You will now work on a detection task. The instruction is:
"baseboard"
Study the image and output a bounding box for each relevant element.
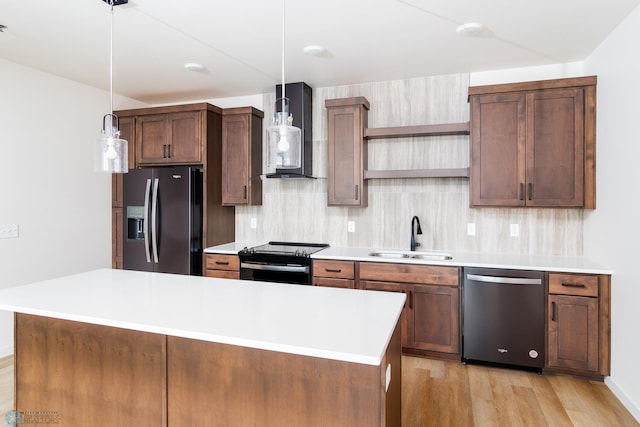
[0,345,13,359]
[606,376,640,423]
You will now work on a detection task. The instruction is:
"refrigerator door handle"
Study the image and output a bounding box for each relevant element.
[143,179,152,263]
[151,177,160,263]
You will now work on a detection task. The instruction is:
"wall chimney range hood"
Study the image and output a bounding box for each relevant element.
[267,82,313,178]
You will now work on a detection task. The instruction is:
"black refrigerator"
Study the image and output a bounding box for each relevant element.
[123,166,203,275]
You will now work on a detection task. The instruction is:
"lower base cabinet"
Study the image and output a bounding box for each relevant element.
[360,262,461,357]
[546,272,609,376]
[204,254,240,279]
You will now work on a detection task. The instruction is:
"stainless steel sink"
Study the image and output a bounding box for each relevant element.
[369,250,453,261]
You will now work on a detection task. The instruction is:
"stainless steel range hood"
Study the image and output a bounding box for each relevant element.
[267,82,313,178]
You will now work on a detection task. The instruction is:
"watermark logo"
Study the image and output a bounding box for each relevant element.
[5,411,21,427]
[5,411,60,425]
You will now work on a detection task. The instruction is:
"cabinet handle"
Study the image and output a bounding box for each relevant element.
[551,301,556,321]
[561,282,587,288]
[325,268,342,273]
[409,290,414,309]
[355,185,359,201]
[528,183,533,200]
[519,183,525,201]
[215,261,230,266]
[167,144,172,158]
[243,185,247,200]
[163,144,167,158]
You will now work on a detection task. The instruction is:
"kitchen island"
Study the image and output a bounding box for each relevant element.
[0,269,404,426]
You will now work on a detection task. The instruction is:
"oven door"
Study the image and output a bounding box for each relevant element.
[240,261,312,285]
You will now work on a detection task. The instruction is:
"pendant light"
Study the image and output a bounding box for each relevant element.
[266,0,302,171]
[96,0,128,173]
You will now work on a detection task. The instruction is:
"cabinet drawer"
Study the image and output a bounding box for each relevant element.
[360,262,459,287]
[205,254,239,272]
[549,273,598,297]
[204,269,240,280]
[313,277,355,289]
[313,260,355,279]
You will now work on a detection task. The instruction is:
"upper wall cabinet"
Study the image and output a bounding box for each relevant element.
[325,97,370,207]
[469,76,596,208]
[221,107,264,206]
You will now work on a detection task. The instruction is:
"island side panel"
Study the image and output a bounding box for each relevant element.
[167,335,401,427]
[15,313,167,427]
[382,321,402,426]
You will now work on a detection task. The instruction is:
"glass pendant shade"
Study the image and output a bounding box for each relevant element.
[96,114,128,173]
[266,98,302,170]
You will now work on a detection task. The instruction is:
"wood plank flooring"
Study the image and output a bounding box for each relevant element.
[402,356,639,427]
[0,354,637,426]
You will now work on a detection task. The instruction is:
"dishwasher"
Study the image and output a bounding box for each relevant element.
[462,267,545,371]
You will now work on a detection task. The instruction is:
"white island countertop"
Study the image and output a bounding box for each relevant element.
[0,269,405,366]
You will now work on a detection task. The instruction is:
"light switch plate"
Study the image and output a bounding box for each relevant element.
[510,224,519,237]
[250,218,257,229]
[0,224,19,239]
[347,221,355,233]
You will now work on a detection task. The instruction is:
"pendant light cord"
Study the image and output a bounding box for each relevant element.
[281,0,286,113]
[109,1,114,118]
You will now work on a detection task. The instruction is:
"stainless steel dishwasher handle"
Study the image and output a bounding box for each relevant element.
[240,262,309,274]
[466,274,542,285]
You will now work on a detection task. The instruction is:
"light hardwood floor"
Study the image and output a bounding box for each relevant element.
[1,354,637,426]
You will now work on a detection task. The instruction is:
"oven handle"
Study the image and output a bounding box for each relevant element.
[241,262,309,274]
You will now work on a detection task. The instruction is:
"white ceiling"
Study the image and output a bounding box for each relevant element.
[1,0,639,105]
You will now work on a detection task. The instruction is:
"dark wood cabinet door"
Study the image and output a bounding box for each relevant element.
[326,98,368,206]
[222,113,251,204]
[526,88,584,206]
[406,284,459,354]
[168,111,202,163]
[470,92,526,206]
[137,114,169,164]
[221,108,263,205]
[548,294,599,372]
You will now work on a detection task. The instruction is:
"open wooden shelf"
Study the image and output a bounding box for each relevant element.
[364,122,470,139]
[364,168,470,180]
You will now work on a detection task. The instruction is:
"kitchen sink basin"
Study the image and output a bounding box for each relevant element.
[369,250,453,261]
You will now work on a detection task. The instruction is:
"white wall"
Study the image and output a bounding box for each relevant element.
[583,3,640,421]
[0,59,146,356]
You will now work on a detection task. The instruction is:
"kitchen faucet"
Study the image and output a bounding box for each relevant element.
[410,216,423,251]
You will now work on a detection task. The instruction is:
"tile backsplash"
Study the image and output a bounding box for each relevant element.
[235,73,584,257]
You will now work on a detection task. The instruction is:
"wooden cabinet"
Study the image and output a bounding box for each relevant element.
[360,262,460,356]
[325,97,369,207]
[313,260,356,289]
[221,107,264,205]
[547,272,610,376]
[469,76,596,208]
[112,103,236,271]
[204,254,240,279]
[136,111,203,165]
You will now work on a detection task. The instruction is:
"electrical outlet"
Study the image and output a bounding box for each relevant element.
[250,218,257,229]
[510,223,519,237]
[347,221,355,233]
[0,224,19,239]
[467,223,476,236]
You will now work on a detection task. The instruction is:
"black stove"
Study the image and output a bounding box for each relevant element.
[238,241,329,285]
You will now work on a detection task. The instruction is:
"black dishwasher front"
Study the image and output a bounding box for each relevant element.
[462,267,545,371]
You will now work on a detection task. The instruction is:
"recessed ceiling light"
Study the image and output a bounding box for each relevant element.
[303,45,326,56]
[456,22,484,36]
[0,25,7,33]
[184,63,205,72]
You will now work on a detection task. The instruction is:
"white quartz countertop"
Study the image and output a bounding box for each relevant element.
[313,247,613,275]
[0,269,405,366]
[203,243,612,274]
